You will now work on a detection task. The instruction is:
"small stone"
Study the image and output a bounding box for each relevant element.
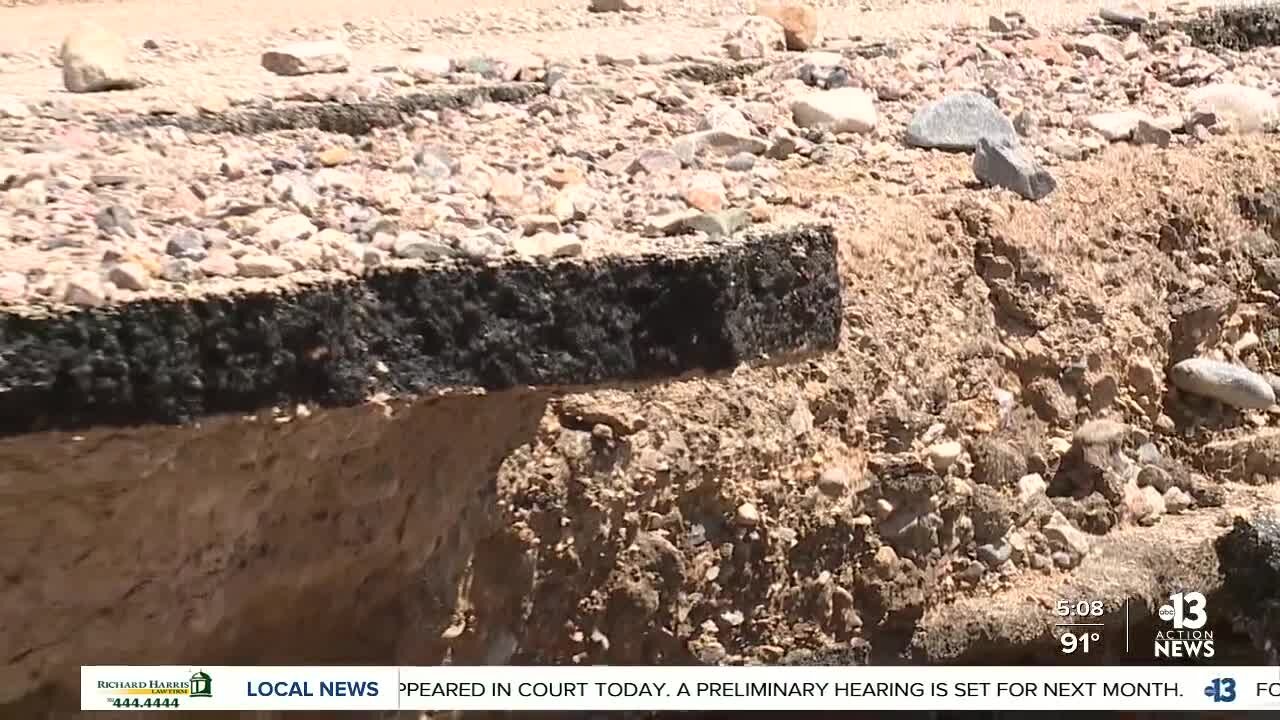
[736,502,761,527]
[928,440,964,473]
[874,498,894,519]
[1125,484,1166,525]
[724,153,756,172]
[977,541,1012,568]
[0,271,26,302]
[1170,357,1276,409]
[672,131,768,165]
[261,40,352,76]
[518,214,562,235]
[685,208,751,239]
[973,137,1056,201]
[94,204,135,238]
[316,146,352,167]
[403,55,452,81]
[1043,511,1091,558]
[989,15,1017,32]
[1122,33,1147,59]
[65,271,108,306]
[160,258,200,283]
[1086,110,1150,141]
[1128,357,1160,394]
[629,148,683,176]
[199,252,238,277]
[904,91,1017,152]
[1073,33,1126,64]
[512,232,582,259]
[60,23,141,93]
[873,545,898,572]
[1164,486,1193,514]
[1018,473,1047,502]
[1185,84,1280,135]
[645,209,702,236]
[817,467,849,497]
[489,172,526,212]
[543,161,585,188]
[394,231,452,260]
[682,172,727,212]
[722,15,786,60]
[1052,550,1076,569]
[699,104,754,136]
[755,2,821,51]
[236,254,294,278]
[1100,3,1148,27]
[196,93,229,114]
[259,213,316,245]
[595,51,637,67]
[107,262,150,291]
[589,0,642,11]
[0,95,31,119]
[791,88,877,134]
[640,48,674,65]
[1137,464,1174,493]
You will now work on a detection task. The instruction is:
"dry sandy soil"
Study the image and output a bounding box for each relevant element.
[4,0,1280,714]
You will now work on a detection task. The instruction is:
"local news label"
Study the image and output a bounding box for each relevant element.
[83,666,1280,711]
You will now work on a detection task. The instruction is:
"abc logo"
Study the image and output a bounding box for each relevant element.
[1158,605,1175,622]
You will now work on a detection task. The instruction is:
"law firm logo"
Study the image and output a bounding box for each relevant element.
[1155,591,1215,659]
[190,671,213,698]
[95,669,213,709]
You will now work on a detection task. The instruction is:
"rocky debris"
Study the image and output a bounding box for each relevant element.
[973,137,1056,201]
[755,2,820,51]
[59,24,142,93]
[905,92,1017,152]
[261,40,352,76]
[791,88,876,134]
[589,0,643,11]
[1185,84,1279,134]
[1170,358,1276,410]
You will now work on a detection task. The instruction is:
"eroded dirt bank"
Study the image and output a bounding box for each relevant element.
[467,139,1280,673]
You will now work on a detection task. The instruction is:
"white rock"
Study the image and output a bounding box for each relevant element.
[1018,473,1047,502]
[1186,84,1280,134]
[1170,357,1276,409]
[1086,110,1151,141]
[1164,486,1193,514]
[261,40,352,76]
[236,254,294,278]
[791,88,876,134]
[928,440,964,473]
[0,95,31,119]
[0,271,26,302]
[60,24,141,93]
[1043,512,1091,558]
[64,271,107,306]
[107,262,150,291]
[722,15,786,60]
[403,55,452,82]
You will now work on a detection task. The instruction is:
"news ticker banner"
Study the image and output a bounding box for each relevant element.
[83,665,1280,712]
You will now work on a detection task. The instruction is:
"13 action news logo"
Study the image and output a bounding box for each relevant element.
[1205,677,1236,703]
[1155,592,1214,658]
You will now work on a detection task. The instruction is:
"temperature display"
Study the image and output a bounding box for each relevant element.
[1060,630,1100,655]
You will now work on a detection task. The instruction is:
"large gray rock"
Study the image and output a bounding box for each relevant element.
[1170,358,1276,409]
[905,92,1017,152]
[973,137,1056,201]
[60,24,143,93]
